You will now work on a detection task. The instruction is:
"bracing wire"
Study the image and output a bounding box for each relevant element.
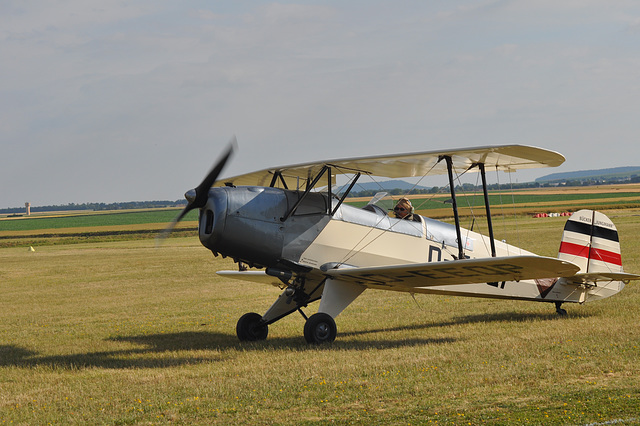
[335,162,441,267]
[495,167,510,255]
[508,171,522,252]
[494,166,527,256]
[467,170,494,257]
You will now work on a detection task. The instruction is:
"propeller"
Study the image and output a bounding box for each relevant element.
[156,136,237,245]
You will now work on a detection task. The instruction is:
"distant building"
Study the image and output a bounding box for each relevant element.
[25,202,31,216]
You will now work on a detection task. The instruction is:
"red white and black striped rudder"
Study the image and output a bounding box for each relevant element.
[558,210,622,274]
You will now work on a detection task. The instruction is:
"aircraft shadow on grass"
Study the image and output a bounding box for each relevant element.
[0,311,582,370]
[343,310,587,337]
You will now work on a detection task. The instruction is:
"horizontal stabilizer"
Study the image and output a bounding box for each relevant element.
[564,272,640,286]
[325,256,580,289]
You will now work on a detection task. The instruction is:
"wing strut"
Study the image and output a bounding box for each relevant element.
[476,162,497,257]
[441,155,465,260]
[269,171,289,189]
[279,164,363,221]
[332,172,361,216]
[281,165,330,221]
[441,157,499,260]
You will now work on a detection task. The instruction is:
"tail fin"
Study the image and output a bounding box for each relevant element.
[558,209,622,274]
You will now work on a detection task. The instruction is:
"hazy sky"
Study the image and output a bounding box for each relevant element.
[2,1,640,209]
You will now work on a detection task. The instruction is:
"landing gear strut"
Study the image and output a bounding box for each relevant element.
[555,302,567,316]
[235,276,345,344]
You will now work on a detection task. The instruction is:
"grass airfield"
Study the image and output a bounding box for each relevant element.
[1,209,640,424]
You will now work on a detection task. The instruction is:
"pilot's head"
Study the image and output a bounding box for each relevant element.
[393,198,413,219]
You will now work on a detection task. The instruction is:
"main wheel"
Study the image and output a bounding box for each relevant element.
[304,313,337,344]
[236,312,268,341]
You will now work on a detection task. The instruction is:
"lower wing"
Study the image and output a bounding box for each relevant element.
[323,256,580,289]
[217,270,283,287]
[217,256,582,290]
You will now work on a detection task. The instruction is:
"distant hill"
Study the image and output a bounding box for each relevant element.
[536,167,640,183]
[355,180,429,191]
[7,170,640,214]
[348,180,430,193]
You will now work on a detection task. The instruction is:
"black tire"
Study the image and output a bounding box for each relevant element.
[304,313,337,344]
[236,312,268,341]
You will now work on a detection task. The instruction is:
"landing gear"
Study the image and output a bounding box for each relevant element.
[236,312,268,341]
[235,277,349,344]
[555,302,568,316]
[304,313,337,344]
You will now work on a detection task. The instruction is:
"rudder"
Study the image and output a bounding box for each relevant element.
[558,210,622,274]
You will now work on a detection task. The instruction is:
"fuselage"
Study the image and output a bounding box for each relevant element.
[199,186,622,304]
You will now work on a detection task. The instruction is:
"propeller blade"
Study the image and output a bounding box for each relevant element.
[156,136,237,245]
[191,136,237,210]
[155,209,188,244]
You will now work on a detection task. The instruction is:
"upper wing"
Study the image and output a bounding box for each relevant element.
[215,145,565,188]
[323,256,580,289]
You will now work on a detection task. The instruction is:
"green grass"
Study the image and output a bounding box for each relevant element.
[1,211,640,424]
[0,209,198,232]
[4,187,640,234]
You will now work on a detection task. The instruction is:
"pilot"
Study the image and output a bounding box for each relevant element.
[393,197,414,220]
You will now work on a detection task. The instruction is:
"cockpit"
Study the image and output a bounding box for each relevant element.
[332,202,424,238]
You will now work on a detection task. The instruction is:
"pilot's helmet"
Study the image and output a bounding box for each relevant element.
[398,197,412,209]
[395,197,413,214]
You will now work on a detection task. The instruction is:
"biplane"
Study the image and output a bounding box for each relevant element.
[161,139,639,344]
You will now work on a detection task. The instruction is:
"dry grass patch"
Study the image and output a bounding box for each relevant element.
[1,212,640,424]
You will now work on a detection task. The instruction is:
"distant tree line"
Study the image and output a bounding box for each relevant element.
[345,175,640,198]
[344,187,442,198]
[344,181,545,197]
[550,175,640,187]
[4,174,639,214]
[0,200,187,215]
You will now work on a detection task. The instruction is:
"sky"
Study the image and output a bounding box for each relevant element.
[2,1,640,209]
